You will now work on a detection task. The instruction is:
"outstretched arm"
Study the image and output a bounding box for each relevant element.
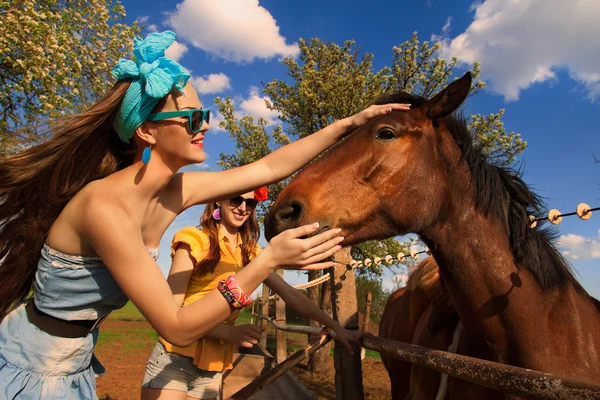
[83,200,343,347]
[264,271,361,353]
[177,104,410,208]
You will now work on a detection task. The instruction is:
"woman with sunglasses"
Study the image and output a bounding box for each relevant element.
[142,190,361,400]
[0,31,409,399]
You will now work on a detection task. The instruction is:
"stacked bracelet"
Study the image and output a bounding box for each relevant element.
[217,275,252,309]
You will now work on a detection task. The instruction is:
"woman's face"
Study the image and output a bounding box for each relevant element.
[218,192,257,230]
[145,82,209,168]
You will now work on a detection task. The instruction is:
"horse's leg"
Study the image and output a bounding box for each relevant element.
[409,306,458,400]
[380,287,414,400]
[447,330,505,400]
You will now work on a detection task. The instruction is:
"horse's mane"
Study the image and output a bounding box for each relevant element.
[376,91,578,291]
[407,257,441,302]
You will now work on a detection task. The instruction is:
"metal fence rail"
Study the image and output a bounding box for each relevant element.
[226,323,332,400]
[255,315,600,400]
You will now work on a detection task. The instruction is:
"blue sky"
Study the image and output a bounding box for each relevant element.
[120,0,600,298]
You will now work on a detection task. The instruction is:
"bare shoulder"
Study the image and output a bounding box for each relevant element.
[46,179,132,254]
[79,187,130,225]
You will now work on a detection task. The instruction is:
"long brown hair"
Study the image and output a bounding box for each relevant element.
[0,81,135,318]
[195,202,260,276]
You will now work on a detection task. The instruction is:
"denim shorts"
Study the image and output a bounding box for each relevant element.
[141,342,222,399]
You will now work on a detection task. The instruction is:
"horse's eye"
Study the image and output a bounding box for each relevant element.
[374,129,396,141]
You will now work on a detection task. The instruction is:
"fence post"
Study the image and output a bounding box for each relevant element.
[275,269,287,363]
[361,291,373,361]
[250,301,257,326]
[260,284,270,349]
[331,247,364,400]
[363,292,372,333]
[256,298,262,327]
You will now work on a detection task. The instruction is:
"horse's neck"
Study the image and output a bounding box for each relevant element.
[422,209,599,371]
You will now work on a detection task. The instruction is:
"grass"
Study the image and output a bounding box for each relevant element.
[102,303,382,359]
[109,301,146,321]
[365,349,382,360]
[235,311,253,325]
[97,326,157,345]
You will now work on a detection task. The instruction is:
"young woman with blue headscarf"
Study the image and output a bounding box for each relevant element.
[0,31,410,398]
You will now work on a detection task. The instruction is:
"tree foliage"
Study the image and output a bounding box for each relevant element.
[0,0,140,154]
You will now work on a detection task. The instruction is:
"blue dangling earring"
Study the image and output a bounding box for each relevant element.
[142,145,152,166]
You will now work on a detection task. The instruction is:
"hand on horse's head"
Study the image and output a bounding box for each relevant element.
[260,223,344,271]
[346,103,411,131]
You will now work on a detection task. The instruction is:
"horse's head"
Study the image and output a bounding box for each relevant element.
[265,72,472,244]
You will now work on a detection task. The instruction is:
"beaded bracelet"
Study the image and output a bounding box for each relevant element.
[217,275,252,309]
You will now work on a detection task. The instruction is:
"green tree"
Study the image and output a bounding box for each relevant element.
[0,0,140,155]
[355,276,391,329]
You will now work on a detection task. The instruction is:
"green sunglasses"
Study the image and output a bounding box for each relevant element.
[146,108,210,133]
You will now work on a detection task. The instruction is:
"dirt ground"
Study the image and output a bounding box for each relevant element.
[95,319,158,399]
[293,357,391,400]
[95,318,391,399]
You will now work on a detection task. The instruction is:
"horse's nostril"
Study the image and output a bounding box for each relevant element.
[265,200,306,241]
[277,201,304,223]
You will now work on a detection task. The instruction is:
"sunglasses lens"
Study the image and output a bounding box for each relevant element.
[229,197,258,210]
[246,199,258,210]
[229,197,243,207]
[191,111,202,132]
[191,110,210,132]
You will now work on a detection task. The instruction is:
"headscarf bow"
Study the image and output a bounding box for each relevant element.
[112,31,190,143]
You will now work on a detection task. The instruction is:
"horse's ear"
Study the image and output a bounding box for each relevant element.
[423,72,472,119]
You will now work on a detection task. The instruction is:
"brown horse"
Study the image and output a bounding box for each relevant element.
[379,257,443,399]
[380,257,500,399]
[265,72,600,393]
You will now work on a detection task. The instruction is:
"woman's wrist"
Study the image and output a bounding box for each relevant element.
[332,117,355,139]
[328,320,344,331]
[253,246,279,273]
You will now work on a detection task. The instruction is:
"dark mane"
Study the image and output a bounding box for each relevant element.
[375,91,578,290]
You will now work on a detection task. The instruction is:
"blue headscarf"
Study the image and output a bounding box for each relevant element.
[112,31,191,143]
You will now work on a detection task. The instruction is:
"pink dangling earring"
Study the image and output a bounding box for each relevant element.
[212,207,221,221]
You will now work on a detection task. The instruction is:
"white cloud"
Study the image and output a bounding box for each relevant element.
[192,163,210,171]
[434,0,600,101]
[138,16,158,33]
[557,230,600,260]
[191,73,231,94]
[167,0,299,62]
[165,40,188,62]
[207,108,226,133]
[441,16,452,35]
[238,87,279,125]
[201,87,279,134]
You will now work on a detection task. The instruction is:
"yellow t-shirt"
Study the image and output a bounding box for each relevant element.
[159,226,261,372]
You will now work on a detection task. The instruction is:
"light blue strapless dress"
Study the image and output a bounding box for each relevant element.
[0,244,159,399]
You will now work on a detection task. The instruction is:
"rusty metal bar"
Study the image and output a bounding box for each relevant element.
[362,335,600,400]
[256,316,600,400]
[255,315,340,340]
[227,333,332,400]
